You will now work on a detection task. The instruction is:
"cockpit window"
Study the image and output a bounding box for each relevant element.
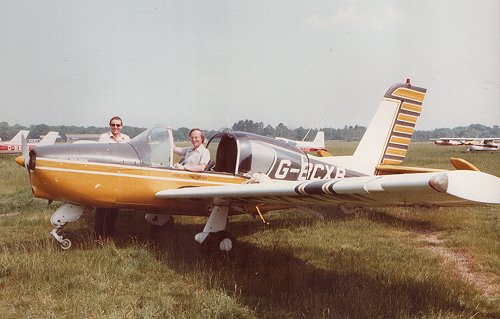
[130,125,173,167]
[245,140,276,175]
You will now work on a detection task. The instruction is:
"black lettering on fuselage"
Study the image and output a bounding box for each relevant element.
[274,159,346,180]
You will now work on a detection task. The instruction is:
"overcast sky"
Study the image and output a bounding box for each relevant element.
[1,1,498,131]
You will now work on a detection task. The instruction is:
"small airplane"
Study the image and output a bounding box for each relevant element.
[0,131,59,154]
[15,80,500,251]
[432,138,469,146]
[276,131,330,156]
[467,138,500,152]
[0,130,30,152]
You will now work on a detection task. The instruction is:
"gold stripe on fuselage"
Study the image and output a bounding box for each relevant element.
[31,158,246,211]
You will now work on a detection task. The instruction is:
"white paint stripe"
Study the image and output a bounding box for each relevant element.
[38,157,243,180]
[36,166,236,185]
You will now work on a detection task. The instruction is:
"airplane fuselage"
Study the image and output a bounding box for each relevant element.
[0,143,35,154]
[18,127,361,216]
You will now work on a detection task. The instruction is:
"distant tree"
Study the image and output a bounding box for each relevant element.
[275,123,292,139]
[29,124,51,139]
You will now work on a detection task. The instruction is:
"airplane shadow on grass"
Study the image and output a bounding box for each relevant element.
[96,209,473,318]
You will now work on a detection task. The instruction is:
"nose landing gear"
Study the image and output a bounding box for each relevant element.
[49,203,86,250]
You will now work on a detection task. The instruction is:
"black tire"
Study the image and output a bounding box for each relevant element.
[203,230,235,252]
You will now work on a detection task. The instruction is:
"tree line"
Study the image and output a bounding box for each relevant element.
[1,121,498,143]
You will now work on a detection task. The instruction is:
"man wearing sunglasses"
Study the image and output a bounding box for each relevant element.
[96,116,130,236]
[98,116,130,143]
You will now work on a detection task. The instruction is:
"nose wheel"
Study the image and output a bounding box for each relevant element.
[50,228,72,250]
[49,203,85,250]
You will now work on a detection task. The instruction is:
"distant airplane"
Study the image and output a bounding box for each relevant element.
[276,131,331,156]
[431,137,478,146]
[467,138,500,152]
[0,131,59,154]
[15,80,499,251]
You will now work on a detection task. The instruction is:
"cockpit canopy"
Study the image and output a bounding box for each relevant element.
[30,125,311,181]
[130,125,173,168]
[207,131,308,180]
[132,128,309,180]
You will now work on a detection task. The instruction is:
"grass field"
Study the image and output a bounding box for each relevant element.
[0,143,498,318]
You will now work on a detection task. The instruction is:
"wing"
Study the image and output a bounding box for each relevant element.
[156,171,500,208]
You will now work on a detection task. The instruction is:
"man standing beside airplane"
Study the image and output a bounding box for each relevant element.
[98,116,130,143]
[95,115,130,236]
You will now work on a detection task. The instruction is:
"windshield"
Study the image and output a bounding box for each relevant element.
[130,125,173,167]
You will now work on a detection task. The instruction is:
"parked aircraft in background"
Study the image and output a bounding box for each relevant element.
[432,137,500,152]
[467,139,500,152]
[16,80,499,251]
[431,137,484,146]
[0,131,59,154]
[276,131,330,156]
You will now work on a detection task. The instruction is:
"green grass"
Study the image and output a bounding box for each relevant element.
[0,144,499,318]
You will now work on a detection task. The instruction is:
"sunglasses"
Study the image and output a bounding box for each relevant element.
[110,124,122,127]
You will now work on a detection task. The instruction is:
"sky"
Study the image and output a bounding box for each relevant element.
[0,0,498,131]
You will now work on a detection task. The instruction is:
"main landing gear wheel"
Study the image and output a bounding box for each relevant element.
[203,230,235,252]
[195,205,236,252]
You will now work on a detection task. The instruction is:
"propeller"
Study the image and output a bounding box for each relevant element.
[21,134,30,169]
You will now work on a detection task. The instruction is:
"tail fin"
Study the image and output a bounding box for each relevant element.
[334,80,426,175]
[313,131,325,149]
[38,131,59,145]
[9,130,30,143]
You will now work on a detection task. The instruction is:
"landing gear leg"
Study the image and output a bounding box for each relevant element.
[195,206,234,252]
[49,203,85,250]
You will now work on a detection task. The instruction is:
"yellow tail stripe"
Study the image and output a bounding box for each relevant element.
[390,136,411,145]
[401,102,422,113]
[393,88,426,103]
[386,148,407,156]
[382,158,403,165]
[394,125,415,134]
[397,114,418,123]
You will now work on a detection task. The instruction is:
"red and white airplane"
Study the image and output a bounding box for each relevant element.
[431,137,484,146]
[0,131,59,154]
[15,80,499,251]
[432,138,468,146]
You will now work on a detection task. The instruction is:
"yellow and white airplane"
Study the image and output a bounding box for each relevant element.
[16,80,500,251]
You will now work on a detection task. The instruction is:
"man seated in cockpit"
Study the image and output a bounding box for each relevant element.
[168,128,210,172]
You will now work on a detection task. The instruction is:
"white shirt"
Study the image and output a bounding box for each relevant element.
[180,144,210,165]
[98,131,130,143]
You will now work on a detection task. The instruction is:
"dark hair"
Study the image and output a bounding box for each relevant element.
[189,128,205,143]
[109,116,123,126]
